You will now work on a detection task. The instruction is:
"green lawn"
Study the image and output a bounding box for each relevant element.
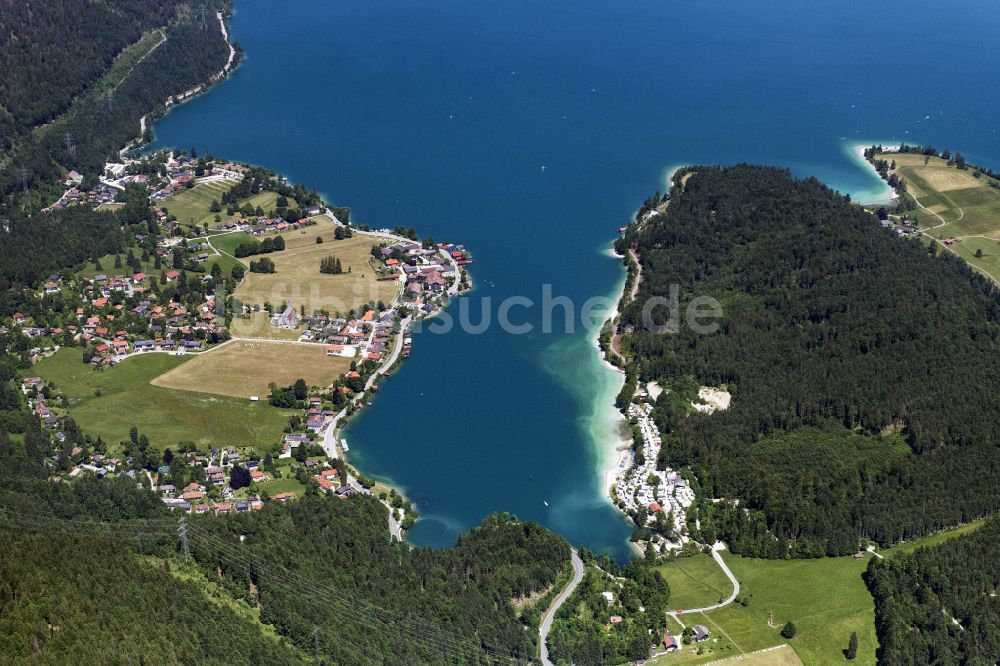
[719,552,877,665]
[77,246,160,279]
[26,348,294,454]
[164,183,281,230]
[653,602,791,665]
[207,231,256,258]
[650,550,876,665]
[259,477,307,498]
[656,554,734,610]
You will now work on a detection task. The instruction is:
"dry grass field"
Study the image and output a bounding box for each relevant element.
[229,312,303,340]
[234,217,400,315]
[884,153,1000,283]
[151,340,352,398]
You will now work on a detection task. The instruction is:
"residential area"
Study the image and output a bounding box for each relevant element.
[612,393,696,553]
[13,149,463,539]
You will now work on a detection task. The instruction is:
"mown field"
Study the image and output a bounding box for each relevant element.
[151,340,352,398]
[26,348,293,453]
[650,551,875,665]
[655,554,733,610]
[162,181,281,230]
[229,311,304,340]
[234,218,399,315]
[888,153,1000,283]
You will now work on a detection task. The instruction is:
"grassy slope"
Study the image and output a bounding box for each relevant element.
[26,348,293,453]
[721,552,878,665]
[651,518,990,665]
[656,554,733,610]
[888,153,1000,282]
[652,552,875,665]
[164,182,280,230]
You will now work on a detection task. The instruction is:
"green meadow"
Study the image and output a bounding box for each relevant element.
[652,551,876,665]
[655,554,733,610]
[887,153,1000,283]
[164,181,281,230]
[26,348,293,454]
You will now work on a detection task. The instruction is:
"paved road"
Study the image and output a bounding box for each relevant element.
[669,545,740,620]
[540,549,584,666]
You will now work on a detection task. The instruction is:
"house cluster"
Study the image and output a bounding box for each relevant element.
[374,240,468,317]
[156,444,344,514]
[660,624,710,654]
[22,377,58,430]
[214,213,316,235]
[312,309,397,364]
[22,378,136,477]
[44,170,118,212]
[614,399,695,549]
[72,283,221,365]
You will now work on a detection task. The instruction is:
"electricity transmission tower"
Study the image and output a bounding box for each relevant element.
[178,516,190,558]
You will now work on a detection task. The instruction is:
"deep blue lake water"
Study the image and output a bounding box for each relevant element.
[151,0,1000,559]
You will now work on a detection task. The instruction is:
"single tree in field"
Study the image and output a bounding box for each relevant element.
[975,248,983,258]
[780,622,797,639]
[845,631,857,659]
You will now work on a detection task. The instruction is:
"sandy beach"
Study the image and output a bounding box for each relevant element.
[847,142,901,205]
[590,244,634,500]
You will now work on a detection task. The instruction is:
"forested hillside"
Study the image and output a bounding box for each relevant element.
[866,517,1000,664]
[0,0,234,211]
[0,427,570,664]
[0,1,174,127]
[0,531,306,665]
[620,165,1000,557]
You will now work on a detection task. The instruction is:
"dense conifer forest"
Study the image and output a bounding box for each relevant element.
[866,517,1000,664]
[0,1,233,212]
[0,426,570,664]
[619,165,1000,557]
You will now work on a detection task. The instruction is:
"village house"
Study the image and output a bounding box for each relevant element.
[271,305,301,329]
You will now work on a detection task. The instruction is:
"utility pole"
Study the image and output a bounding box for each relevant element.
[200,3,208,30]
[178,515,190,558]
[19,167,29,201]
[106,89,114,113]
[311,626,320,661]
[64,132,74,155]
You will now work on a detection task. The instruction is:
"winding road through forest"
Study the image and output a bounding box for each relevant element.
[539,549,584,666]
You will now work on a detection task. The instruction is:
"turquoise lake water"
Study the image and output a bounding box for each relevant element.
[150,0,1000,559]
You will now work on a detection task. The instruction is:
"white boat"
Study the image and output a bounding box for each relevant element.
[543,501,549,507]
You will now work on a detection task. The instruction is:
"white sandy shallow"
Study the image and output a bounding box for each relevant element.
[845,141,901,206]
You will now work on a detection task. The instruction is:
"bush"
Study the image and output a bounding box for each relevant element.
[781,622,796,639]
